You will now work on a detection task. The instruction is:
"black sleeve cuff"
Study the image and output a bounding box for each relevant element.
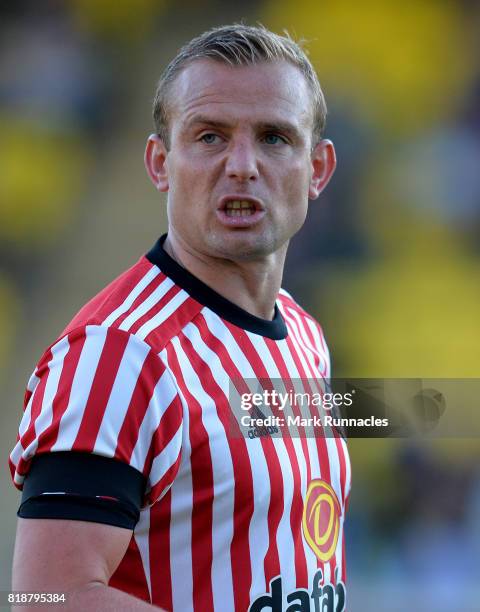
[18,452,147,530]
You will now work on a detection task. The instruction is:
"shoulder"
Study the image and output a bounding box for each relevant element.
[60,255,204,353]
[277,287,331,375]
[277,287,327,339]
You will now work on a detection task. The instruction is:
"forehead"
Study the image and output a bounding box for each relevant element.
[168,59,313,130]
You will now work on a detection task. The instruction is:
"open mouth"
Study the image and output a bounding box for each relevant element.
[217,196,265,226]
[224,200,257,217]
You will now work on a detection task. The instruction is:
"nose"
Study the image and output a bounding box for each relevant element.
[225,138,259,181]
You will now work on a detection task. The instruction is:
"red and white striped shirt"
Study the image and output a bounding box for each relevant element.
[10,235,351,612]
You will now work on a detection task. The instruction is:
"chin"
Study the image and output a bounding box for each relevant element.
[210,232,284,261]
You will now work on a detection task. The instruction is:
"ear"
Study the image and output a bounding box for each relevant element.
[308,139,336,200]
[144,134,169,192]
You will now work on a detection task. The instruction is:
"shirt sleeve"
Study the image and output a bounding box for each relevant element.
[9,324,184,510]
[17,451,147,529]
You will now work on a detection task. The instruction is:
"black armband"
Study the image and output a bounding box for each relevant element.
[18,452,147,530]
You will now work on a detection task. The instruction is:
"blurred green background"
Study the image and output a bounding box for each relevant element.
[1,1,479,610]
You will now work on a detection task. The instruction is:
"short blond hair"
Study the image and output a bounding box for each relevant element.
[153,24,327,148]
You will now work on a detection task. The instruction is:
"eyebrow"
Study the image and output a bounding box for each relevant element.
[186,116,231,130]
[185,115,303,140]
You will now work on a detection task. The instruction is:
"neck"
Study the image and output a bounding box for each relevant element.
[163,232,287,320]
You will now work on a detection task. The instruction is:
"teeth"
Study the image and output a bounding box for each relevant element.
[225,208,254,216]
[224,200,257,217]
[225,200,255,210]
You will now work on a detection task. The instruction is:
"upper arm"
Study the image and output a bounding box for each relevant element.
[12,517,132,592]
[10,325,184,505]
[9,325,185,604]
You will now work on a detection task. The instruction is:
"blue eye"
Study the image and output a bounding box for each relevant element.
[201,133,219,144]
[264,133,285,145]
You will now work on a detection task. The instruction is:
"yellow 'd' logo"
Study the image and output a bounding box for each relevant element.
[302,479,341,562]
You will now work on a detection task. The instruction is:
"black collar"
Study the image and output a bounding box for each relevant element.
[146,234,288,340]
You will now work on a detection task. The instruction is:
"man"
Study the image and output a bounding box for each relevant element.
[10,24,350,612]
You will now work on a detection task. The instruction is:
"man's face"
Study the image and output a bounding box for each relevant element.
[147,59,334,261]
